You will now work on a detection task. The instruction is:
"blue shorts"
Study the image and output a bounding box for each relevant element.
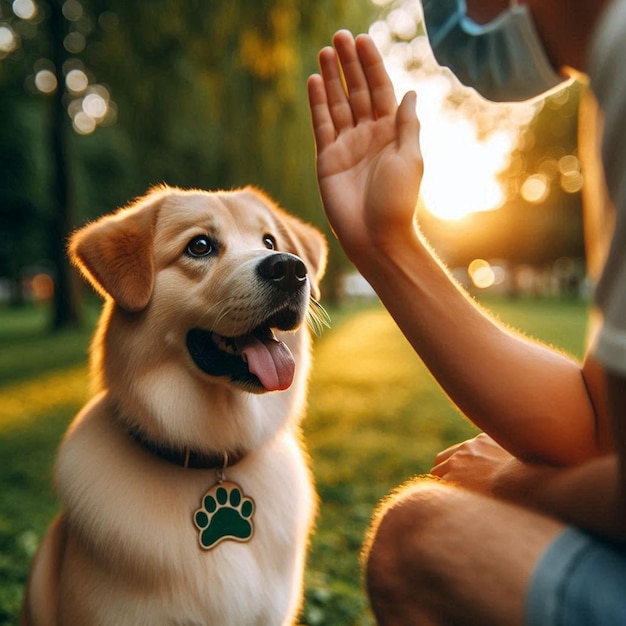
[526,527,626,625]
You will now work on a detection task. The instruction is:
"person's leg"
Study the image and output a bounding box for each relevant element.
[528,526,626,625]
[363,477,565,626]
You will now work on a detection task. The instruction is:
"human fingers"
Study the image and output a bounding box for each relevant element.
[432,434,492,470]
[433,441,463,468]
[355,33,398,118]
[307,74,336,152]
[317,44,355,134]
[431,435,488,480]
[332,30,375,122]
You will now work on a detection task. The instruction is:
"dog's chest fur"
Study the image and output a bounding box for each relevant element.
[55,393,315,624]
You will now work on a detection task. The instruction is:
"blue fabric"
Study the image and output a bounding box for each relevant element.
[526,527,626,625]
[420,0,565,101]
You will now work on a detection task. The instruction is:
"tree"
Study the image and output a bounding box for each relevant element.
[0,0,116,328]
[47,0,79,328]
[1,0,375,320]
[0,96,40,305]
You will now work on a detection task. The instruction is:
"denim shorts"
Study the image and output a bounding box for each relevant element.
[526,527,626,625]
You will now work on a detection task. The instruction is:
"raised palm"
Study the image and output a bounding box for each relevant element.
[308,31,423,263]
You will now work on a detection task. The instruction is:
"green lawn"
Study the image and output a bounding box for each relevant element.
[0,295,588,625]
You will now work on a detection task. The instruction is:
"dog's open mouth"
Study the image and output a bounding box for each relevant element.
[186,324,296,393]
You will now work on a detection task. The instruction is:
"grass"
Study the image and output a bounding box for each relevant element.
[0,295,588,625]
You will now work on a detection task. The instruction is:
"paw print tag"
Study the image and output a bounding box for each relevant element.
[193,481,255,550]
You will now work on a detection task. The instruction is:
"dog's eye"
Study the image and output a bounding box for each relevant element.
[186,236,215,258]
[263,234,276,250]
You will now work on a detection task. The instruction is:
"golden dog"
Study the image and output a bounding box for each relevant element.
[22,185,327,625]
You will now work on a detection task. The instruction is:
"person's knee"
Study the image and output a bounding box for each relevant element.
[363,478,454,617]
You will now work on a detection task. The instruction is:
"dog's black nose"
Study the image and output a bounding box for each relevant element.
[257,253,307,293]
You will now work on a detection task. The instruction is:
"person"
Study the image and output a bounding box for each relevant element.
[307,0,626,622]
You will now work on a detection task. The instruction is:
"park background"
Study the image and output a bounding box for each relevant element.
[1,0,592,623]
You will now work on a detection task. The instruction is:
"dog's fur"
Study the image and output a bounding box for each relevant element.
[21,186,327,625]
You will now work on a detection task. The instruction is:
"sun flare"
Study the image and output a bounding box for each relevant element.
[416,81,512,220]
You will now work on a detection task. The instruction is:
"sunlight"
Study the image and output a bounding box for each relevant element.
[417,83,511,219]
[0,365,87,431]
[381,59,515,220]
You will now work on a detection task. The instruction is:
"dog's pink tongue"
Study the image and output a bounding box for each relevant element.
[237,335,295,391]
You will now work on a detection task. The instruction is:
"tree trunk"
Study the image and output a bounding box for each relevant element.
[48,0,80,330]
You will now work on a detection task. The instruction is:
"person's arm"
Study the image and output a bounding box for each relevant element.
[499,454,626,541]
[432,431,626,542]
[308,31,611,465]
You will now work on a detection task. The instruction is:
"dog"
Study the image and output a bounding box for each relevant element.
[21,185,328,625]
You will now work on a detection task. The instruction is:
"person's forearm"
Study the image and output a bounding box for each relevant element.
[355,225,601,465]
[496,454,626,543]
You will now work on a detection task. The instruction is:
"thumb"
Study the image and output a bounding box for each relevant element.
[397,91,421,157]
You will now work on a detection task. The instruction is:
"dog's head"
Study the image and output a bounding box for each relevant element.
[69,185,327,396]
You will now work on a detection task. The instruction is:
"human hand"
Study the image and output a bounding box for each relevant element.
[307,30,423,266]
[431,433,516,496]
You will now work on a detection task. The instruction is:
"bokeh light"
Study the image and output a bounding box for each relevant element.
[468,259,505,289]
[387,7,419,40]
[82,92,107,119]
[69,84,112,134]
[520,173,550,204]
[61,0,83,22]
[0,25,18,54]
[34,69,57,94]
[29,273,54,302]
[65,68,88,94]
[559,154,583,194]
[2,0,116,136]
[72,111,96,134]
[63,31,86,54]
[12,0,37,20]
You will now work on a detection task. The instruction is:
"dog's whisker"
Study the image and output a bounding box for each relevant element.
[306,298,331,336]
[196,296,240,333]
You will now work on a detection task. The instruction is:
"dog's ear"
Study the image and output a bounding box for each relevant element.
[68,190,166,312]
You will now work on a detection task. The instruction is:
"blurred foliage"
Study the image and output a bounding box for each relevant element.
[0,0,376,318]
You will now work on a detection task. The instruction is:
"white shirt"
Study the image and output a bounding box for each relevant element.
[589,0,626,376]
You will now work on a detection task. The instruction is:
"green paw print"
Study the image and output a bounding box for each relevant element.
[194,481,255,550]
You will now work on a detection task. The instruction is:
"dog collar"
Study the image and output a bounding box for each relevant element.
[128,426,246,471]
[121,418,256,550]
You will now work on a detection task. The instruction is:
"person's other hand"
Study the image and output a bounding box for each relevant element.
[431,433,516,495]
